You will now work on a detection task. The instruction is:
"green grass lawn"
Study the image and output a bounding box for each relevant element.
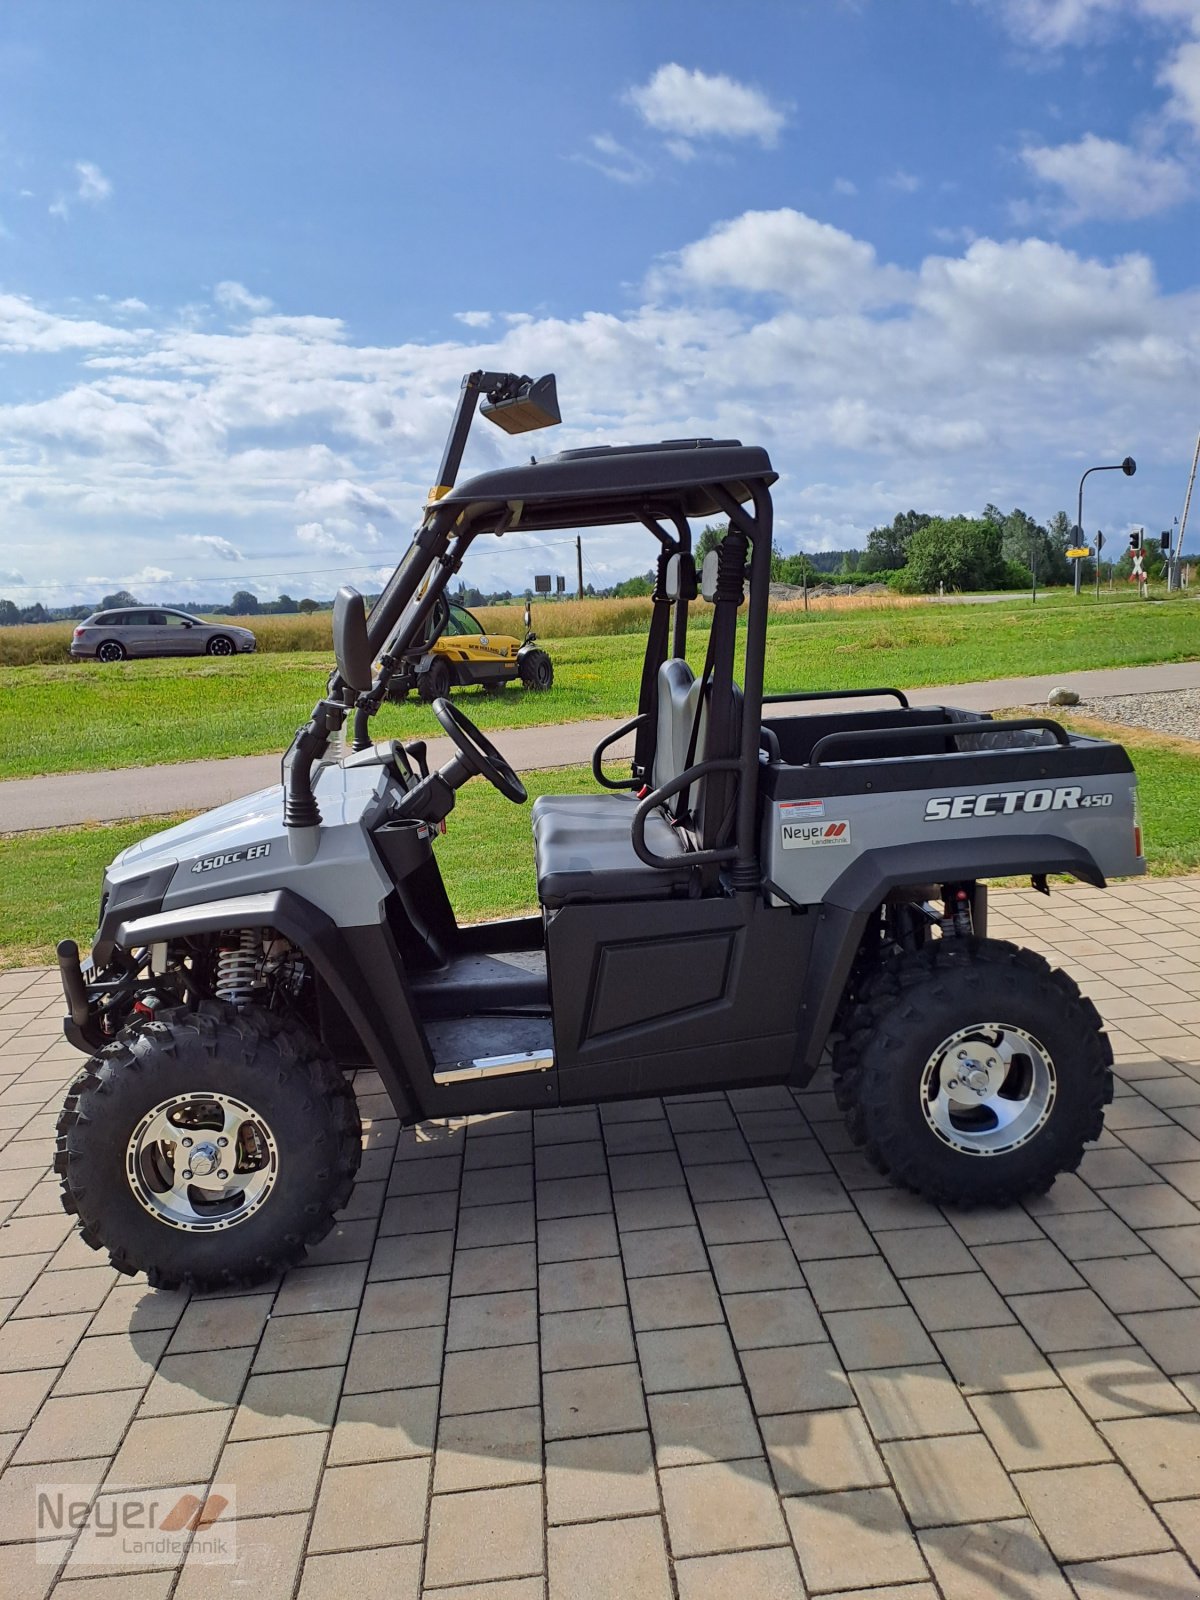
[4,726,1198,969]
[1,592,1196,780]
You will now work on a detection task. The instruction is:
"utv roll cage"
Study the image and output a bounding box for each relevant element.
[284,370,780,895]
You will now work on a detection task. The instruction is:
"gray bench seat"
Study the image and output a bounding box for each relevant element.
[531,793,692,906]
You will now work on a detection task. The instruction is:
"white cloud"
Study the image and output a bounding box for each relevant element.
[577,133,651,184]
[664,208,909,310]
[182,534,242,561]
[295,478,396,521]
[454,310,493,328]
[50,161,113,220]
[833,177,858,196]
[884,170,922,193]
[294,522,350,553]
[0,293,139,353]
[627,64,787,147]
[215,280,274,315]
[914,236,1161,353]
[1021,132,1190,219]
[1161,37,1200,131]
[989,0,1200,48]
[76,161,112,203]
[114,297,148,313]
[2,208,1198,603]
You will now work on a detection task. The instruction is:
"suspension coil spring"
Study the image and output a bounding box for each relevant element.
[216,930,260,1004]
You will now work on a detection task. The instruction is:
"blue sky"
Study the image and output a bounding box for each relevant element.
[1,0,1198,602]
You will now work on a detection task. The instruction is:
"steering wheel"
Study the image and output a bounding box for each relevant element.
[432,698,528,804]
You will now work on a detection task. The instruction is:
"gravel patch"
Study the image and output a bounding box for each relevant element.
[1032,688,1200,742]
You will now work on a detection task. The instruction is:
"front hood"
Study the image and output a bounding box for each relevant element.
[113,786,281,881]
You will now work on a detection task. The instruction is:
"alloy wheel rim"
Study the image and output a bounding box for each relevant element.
[98,643,123,662]
[126,1091,278,1230]
[210,637,233,655]
[919,1022,1056,1156]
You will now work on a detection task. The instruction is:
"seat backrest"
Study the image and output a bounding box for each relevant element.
[651,657,742,847]
[653,658,700,817]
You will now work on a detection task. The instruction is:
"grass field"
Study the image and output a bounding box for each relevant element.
[3,721,1197,969]
[1,591,928,665]
[1,593,1196,781]
[0,583,1175,666]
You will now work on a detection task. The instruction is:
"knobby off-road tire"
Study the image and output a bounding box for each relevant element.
[519,650,553,691]
[832,937,1112,1207]
[55,1000,361,1291]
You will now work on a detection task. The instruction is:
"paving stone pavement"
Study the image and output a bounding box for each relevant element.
[2,877,1200,1597]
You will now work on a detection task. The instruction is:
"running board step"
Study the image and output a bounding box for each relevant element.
[433,1050,555,1086]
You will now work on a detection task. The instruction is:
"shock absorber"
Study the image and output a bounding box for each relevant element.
[215,930,260,1004]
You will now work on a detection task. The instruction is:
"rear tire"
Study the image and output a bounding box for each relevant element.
[519,650,553,690]
[418,658,452,702]
[832,937,1112,1207]
[96,640,126,663]
[54,1000,361,1291]
[206,635,235,657]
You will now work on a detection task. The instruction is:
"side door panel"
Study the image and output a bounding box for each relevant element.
[120,611,157,657]
[546,897,813,1103]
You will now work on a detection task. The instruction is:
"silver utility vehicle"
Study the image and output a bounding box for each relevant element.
[55,372,1140,1290]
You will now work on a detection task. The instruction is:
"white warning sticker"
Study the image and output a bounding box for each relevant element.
[778,798,825,819]
[781,819,852,849]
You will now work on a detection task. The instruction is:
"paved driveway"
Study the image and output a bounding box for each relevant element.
[2,879,1200,1598]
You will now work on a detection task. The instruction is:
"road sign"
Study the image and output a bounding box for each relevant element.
[1130,552,1145,581]
[534,574,552,594]
[1066,547,1091,559]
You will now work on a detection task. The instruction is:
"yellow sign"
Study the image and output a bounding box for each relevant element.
[1066,547,1091,559]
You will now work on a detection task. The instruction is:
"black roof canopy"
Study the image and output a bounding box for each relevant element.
[438,438,777,533]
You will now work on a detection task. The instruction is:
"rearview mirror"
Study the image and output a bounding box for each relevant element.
[333,586,373,692]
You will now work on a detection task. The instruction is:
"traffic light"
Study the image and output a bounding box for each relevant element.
[1095,531,1105,551]
[1129,530,1142,551]
[1161,531,1171,551]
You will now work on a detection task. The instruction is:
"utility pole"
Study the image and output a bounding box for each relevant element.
[1175,428,1199,592]
[576,535,584,600]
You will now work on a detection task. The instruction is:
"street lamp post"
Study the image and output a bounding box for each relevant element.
[1076,456,1136,596]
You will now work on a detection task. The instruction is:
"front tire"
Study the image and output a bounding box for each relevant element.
[418,658,453,703]
[206,635,235,657]
[832,938,1112,1207]
[519,650,553,690]
[55,1001,361,1291]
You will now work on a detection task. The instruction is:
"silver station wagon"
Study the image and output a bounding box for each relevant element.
[70,608,257,663]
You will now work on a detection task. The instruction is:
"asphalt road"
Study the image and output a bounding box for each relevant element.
[2,659,1199,833]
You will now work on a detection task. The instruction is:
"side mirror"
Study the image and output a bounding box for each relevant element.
[333,585,373,692]
[700,549,720,603]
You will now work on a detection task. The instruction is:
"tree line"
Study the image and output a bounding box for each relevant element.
[0,588,329,627]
